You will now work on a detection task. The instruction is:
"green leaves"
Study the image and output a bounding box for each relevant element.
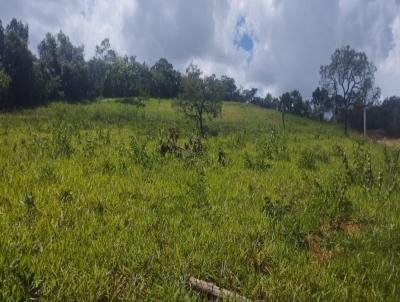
[178,64,223,136]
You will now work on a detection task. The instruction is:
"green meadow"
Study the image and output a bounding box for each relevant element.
[1,99,399,301]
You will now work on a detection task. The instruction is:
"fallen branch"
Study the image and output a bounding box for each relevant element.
[189,277,251,301]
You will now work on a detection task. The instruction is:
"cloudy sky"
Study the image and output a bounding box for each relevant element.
[1,0,400,98]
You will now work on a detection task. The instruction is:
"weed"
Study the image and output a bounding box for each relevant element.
[22,193,35,209]
[59,189,73,203]
[258,128,290,161]
[130,136,152,169]
[218,150,226,166]
[40,165,57,183]
[102,159,116,174]
[51,122,74,157]
[298,148,317,170]
[312,174,352,223]
[244,152,271,171]
[262,196,290,219]
[187,169,208,209]
[0,258,41,301]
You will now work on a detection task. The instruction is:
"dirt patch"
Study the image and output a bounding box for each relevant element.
[319,219,361,236]
[367,130,400,148]
[339,221,360,235]
[307,234,333,262]
[309,220,360,262]
[376,138,400,148]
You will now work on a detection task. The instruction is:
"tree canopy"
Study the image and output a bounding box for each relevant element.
[178,64,223,136]
[3,18,400,138]
[320,45,378,135]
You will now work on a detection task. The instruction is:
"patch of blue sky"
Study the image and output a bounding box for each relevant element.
[234,16,254,54]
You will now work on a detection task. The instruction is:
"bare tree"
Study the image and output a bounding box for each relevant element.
[320,45,378,135]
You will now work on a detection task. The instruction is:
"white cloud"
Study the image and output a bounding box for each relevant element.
[1,0,400,98]
[378,16,400,97]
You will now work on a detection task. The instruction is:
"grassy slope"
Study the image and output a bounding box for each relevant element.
[0,99,399,301]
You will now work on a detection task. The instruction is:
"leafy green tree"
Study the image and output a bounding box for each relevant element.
[356,78,381,136]
[151,58,180,98]
[95,38,117,63]
[37,31,89,101]
[135,61,152,97]
[38,33,62,99]
[0,20,4,65]
[88,38,117,97]
[220,75,237,101]
[265,93,280,109]
[31,59,49,103]
[251,93,280,109]
[0,69,11,107]
[374,97,400,136]
[289,90,309,116]
[56,31,89,100]
[103,56,151,98]
[311,87,331,121]
[320,45,377,135]
[279,90,309,128]
[3,19,35,107]
[242,88,258,103]
[103,57,129,97]
[178,64,223,136]
[279,92,291,129]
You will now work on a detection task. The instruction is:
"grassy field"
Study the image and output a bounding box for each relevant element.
[1,99,399,301]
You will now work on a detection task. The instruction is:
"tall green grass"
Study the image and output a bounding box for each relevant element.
[0,99,399,301]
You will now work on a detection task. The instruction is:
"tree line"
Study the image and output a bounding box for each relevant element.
[238,46,399,137]
[0,18,248,109]
[1,18,400,137]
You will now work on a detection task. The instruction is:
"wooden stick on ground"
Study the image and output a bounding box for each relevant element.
[189,277,251,301]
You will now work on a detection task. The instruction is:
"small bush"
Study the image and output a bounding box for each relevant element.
[23,193,35,209]
[244,152,271,171]
[298,148,317,170]
[59,189,73,203]
[130,136,152,169]
[51,122,74,158]
[258,128,290,162]
[312,174,352,223]
[262,196,290,219]
[0,258,41,301]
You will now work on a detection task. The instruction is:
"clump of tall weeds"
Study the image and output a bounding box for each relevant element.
[129,136,153,169]
[51,122,76,158]
[0,258,42,301]
[258,128,290,162]
[159,128,204,160]
[334,144,376,189]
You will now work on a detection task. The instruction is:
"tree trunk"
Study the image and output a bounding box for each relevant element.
[198,113,204,137]
[333,103,337,122]
[281,103,285,130]
[344,109,348,136]
[363,107,367,137]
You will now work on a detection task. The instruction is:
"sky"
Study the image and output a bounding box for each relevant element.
[1,0,400,98]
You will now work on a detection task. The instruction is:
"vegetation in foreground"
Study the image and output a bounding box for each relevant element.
[1,99,400,301]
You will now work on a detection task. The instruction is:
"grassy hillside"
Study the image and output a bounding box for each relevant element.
[0,99,399,301]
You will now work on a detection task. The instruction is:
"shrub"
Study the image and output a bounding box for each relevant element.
[244,152,271,171]
[51,122,75,158]
[262,196,290,219]
[0,258,41,301]
[130,136,152,169]
[298,148,317,170]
